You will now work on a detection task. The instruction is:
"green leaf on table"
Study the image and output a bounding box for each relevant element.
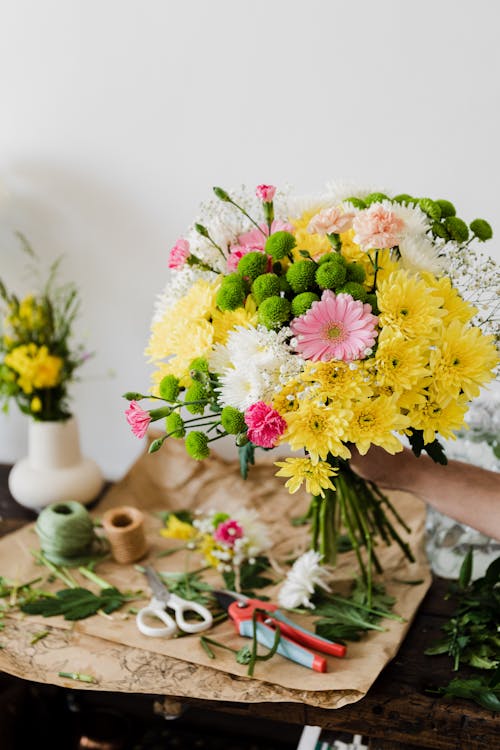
[459,548,473,589]
[21,587,128,621]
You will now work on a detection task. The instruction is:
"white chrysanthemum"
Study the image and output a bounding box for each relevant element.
[388,200,431,238]
[214,325,304,410]
[284,192,334,220]
[152,267,217,323]
[398,234,446,275]
[277,550,331,610]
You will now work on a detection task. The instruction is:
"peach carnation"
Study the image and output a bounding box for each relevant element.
[307,206,355,236]
[352,204,405,250]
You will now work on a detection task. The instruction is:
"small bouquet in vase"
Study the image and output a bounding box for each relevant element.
[125,183,499,600]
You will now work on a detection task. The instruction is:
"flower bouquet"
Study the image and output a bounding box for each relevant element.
[0,237,87,420]
[125,183,499,599]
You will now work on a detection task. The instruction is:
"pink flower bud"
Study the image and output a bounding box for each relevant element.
[168,238,190,269]
[256,184,276,203]
[214,519,244,547]
[125,400,151,438]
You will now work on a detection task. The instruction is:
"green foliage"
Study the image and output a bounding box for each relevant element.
[159,375,180,402]
[365,293,379,313]
[392,194,416,205]
[21,586,130,620]
[425,553,500,672]
[407,428,448,464]
[220,405,245,434]
[251,273,280,305]
[185,431,210,460]
[237,251,268,281]
[317,252,346,266]
[437,674,500,712]
[222,556,273,596]
[258,296,291,329]
[158,569,213,606]
[238,441,255,479]
[291,292,319,317]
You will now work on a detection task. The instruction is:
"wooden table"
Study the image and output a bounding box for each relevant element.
[0,463,498,750]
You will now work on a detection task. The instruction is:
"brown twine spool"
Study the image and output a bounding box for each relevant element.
[101,506,148,564]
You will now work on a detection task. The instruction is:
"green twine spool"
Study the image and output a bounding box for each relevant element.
[35,501,105,567]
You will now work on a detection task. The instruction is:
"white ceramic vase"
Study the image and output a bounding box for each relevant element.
[8,416,103,511]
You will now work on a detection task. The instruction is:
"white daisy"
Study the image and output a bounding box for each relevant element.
[277,550,331,610]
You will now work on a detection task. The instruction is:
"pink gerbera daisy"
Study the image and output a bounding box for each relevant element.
[290,291,378,362]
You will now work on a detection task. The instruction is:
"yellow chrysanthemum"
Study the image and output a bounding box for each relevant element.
[198,533,226,569]
[402,388,468,444]
[275,457,337,498]
[301,361,373,403]
[284,399,352,460]
[377,270,446,339]
[370,328,430,391]
[5,344,63,394]
[174,279,220,321]
[422,273,477,325]
[212,297,258,345]
[430,319,498,400]
[160,515,196,541]
[346,395,410,455]
[290,210,330,259]
[272,377,305,414]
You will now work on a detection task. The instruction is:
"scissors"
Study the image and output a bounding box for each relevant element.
[136,566,213,638]
[214,591,346,672]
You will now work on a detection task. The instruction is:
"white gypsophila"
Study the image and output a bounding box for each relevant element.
[231,507,272,566]
[277,550,332,610]
[398,234,446,275]
[442,243,500,359]
[151,266,217,323]
[214,325,304,411]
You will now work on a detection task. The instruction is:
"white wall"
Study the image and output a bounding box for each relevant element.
[1,0,499,479]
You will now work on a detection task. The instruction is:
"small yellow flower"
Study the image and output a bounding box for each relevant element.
[4,344,63,394]
[290,210,330,260]
[197,533,228,569]
[275,457,337,498]
[30,396,42,413]
[160,515,196,541]
[301,361,373,403]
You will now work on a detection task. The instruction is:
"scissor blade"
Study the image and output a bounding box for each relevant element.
[213,590,239,612]
[144,566,171,604]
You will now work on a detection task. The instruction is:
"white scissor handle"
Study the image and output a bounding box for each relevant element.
[168,592,213,634]
[136,597,177,638]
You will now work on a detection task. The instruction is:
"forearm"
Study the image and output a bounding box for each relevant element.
[350,447,500,541]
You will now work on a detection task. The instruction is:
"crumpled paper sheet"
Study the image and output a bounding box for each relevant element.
[0,438,431,708]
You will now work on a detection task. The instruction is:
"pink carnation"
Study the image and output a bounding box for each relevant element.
[125,400,151,439]
[352,205,405,250]
[214,519,244,547]
[168,238,190,269]
[256,184,276,203]
[244,401,287,449]
[291,290,378,362]
[307,206,354,236]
